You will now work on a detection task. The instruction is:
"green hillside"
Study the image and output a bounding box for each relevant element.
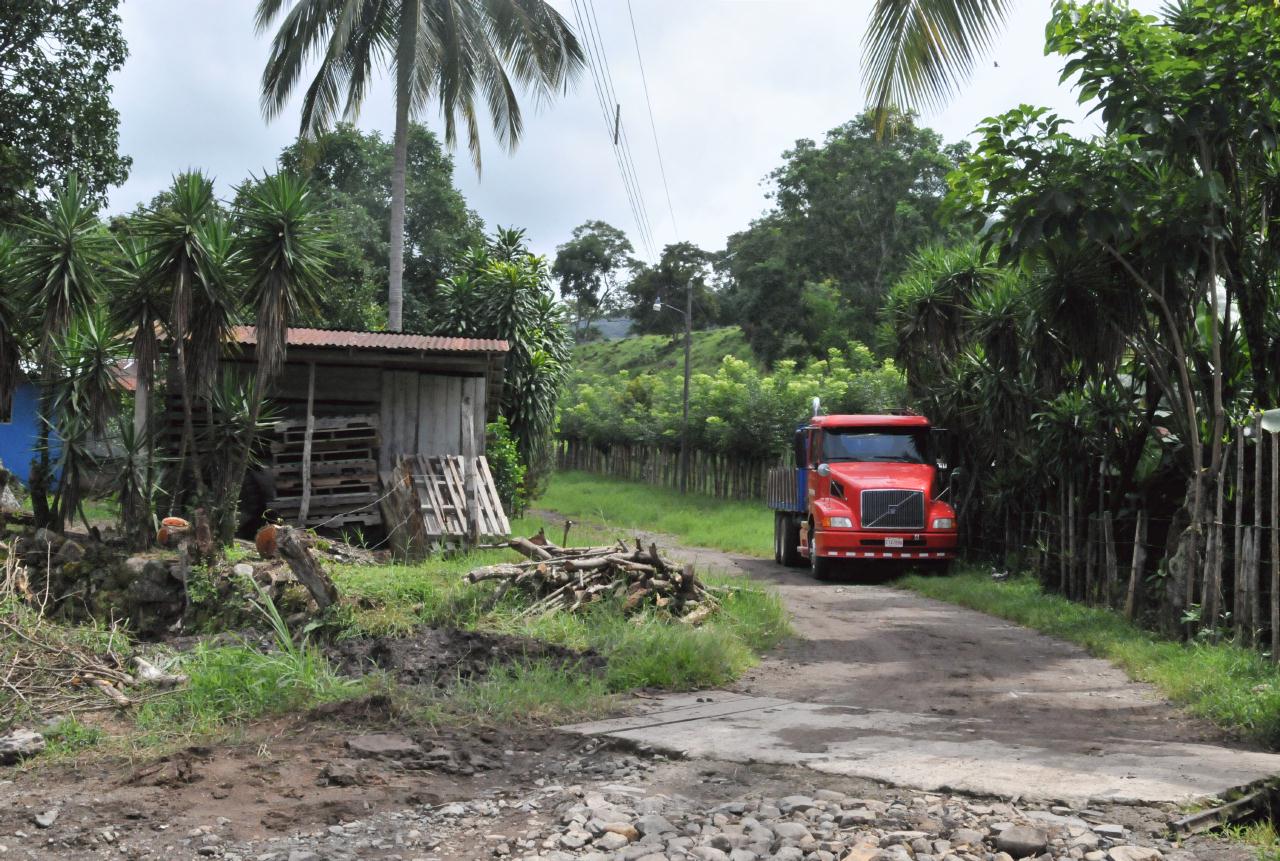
[571,326,757,378]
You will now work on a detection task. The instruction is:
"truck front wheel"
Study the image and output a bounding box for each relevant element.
[809,536,834,581]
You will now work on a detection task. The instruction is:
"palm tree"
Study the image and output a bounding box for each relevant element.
[256,0,584,332]
[863,0,1012,120]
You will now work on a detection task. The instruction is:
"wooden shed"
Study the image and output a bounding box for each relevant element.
[212,326,511,542]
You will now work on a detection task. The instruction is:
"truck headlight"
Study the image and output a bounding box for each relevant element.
[827,516,853,528]
[932,517,954,530]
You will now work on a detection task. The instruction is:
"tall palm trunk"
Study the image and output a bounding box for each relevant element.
[388,88,410,332]
[173,268,206,505]
[133,375,148,439]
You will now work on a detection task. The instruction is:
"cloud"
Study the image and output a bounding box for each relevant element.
[108,0,1163,260]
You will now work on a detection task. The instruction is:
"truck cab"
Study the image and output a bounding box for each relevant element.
[766,413,959,579]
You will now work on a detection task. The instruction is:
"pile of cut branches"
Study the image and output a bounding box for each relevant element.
[467,537,719,624]
[1,541,186,724]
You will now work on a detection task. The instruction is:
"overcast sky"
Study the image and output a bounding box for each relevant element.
[108,0,1162,263]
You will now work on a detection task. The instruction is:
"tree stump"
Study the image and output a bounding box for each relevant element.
[275,526,339,611]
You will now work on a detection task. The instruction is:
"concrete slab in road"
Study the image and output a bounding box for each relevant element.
[564,692,1280,805]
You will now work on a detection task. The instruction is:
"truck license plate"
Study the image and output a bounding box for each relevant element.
[885,537,904,548]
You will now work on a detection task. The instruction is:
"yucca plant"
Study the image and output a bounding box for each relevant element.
[0,233,25,423]
[48,309,129,529]
[16,175,111,529]
[136,172,221,502]
[225,171,331,541]
[115,418,162,551]
[205,373,280,541]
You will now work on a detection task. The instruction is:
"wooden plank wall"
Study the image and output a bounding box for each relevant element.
[378,371,486,469]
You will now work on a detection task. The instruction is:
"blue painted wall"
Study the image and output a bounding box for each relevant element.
[0,383,55,486]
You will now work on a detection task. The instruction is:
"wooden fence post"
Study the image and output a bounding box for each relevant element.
[1252,413,1264,644]
[1125,509,1148,620]
[1271,430,1279,662]
[297,361,317,526]
[1084,515,1096,604]
[1103,511,1118,607]
[1059,485,1068,593]
[461,393,479,546]
[1234,426,1245,640]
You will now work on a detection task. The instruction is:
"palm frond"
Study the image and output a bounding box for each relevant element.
[862,0,1013,119]
[235,172,332,383]
[17,174,108,348]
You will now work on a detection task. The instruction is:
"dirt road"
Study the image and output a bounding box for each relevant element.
[562,530,1280,805]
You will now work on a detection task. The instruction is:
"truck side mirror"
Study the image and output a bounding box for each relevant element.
[816,463,831,477]
[949,467,964,489]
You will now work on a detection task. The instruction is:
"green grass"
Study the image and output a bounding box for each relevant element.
[42,716,105,757]
[419,661,610,726]
[329,513,789,725]
[535,471,774,557]
[131,585,369,744]
[571,326,757,379]
[901,569,1280,748]
[1225,820,1280,861]
[79,496,120,524]
[133,641,367,743]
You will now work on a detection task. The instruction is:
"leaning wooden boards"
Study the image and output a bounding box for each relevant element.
[378,454,511,558]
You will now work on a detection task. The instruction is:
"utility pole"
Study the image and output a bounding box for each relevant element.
[680,276,693,494]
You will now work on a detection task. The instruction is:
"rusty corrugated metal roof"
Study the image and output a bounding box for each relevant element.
[231,326,509,354]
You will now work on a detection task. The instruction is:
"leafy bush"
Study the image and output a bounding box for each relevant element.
[486,417,527,515]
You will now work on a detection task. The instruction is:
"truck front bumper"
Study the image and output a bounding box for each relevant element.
[812,529,957,560]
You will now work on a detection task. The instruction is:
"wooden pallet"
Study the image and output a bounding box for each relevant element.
[269,412,381,528]
[377,454,510,558]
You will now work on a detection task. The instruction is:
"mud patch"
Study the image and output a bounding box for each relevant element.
[330,626,604,687]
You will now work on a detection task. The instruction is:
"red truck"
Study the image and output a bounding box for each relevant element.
[766,411,959,579]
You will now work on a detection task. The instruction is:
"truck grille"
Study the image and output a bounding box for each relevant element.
[860,489,925,530]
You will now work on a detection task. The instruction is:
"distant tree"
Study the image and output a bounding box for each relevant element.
[723,110,963,363]
[627,242,719,336]
[256,0,584,332]
[264,123,484,330]
[552,220,635,338]
[0,0,131,220]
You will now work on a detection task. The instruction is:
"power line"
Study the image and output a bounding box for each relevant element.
[569,0,657,258]
[625,0,680,241]
[584,0,656,255]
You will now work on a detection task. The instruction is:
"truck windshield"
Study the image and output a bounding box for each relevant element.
[822,429,927,464]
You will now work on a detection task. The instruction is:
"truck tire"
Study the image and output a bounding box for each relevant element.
[810,534,834,581]
[773,512,784,564]
[781,515,802,568]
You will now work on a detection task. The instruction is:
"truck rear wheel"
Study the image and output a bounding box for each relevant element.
[780,514,802,568]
